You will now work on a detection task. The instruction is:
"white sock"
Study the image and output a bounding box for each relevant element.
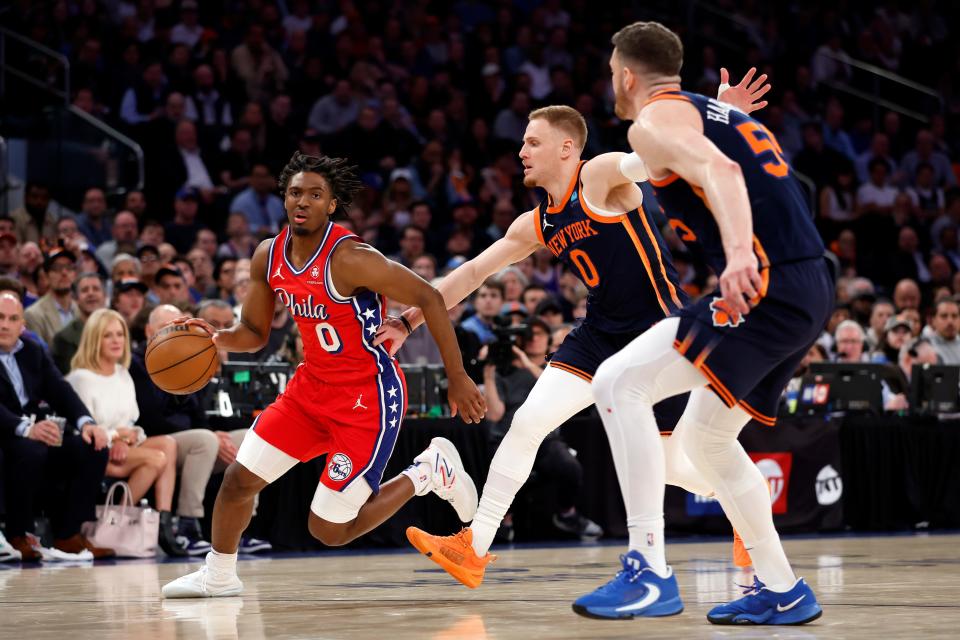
[470,471,522,556]
[206,550,237,579]
[401,462,433,496]
[749,535,797,592]
[627,515,667,576]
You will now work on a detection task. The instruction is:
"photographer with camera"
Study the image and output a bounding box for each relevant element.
[481,315,601,543]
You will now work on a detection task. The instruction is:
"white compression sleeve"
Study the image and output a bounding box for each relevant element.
[663,425,716,497]
[678,388,797,591]
[471,365,595,556]
[592,318,708,575]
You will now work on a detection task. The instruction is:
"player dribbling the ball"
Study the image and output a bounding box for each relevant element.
[163,152,486,598]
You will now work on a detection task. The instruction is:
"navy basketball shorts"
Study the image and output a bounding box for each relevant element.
[672,258,834,425]
[550,321,687,431]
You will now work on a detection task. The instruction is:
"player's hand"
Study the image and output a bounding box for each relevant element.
[373,317,409,356]
[27,420,61,446]
[109,440,129,464]
[447,371,486,424]
[719,249,764,316]
[718,67,770,114]
[215,430,239,466]
[176,317,220,346]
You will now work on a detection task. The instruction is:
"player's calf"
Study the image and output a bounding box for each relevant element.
[219,463,268,505]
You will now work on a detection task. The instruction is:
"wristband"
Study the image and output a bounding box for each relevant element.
[619,152,649,182]
[400,315,413,335]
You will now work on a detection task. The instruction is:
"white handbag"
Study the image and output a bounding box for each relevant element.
[81,481,160,558]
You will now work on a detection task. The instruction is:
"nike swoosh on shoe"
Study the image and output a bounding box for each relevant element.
[776,594,806,612]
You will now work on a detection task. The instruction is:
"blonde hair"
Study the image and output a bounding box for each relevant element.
[71,308,132,372]
[528,105,588,152]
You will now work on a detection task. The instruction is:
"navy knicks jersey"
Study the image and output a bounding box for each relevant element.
[535,160,688,334]
[645,90,825,276]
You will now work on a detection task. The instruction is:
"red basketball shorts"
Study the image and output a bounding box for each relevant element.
[248,365,407,494]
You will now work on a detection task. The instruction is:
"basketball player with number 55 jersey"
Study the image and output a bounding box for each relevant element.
[574,21,832,625]
[376,70,770,591]
[163,153,486,599]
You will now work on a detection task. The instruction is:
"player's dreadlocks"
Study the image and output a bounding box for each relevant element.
[278,152,363,217]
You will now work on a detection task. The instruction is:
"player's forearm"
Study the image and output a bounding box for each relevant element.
[417,288,468,375]
[403,259,485,330]
[215,321,269,353]
[703,159,755,254]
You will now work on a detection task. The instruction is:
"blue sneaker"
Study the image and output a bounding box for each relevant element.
[707,575,822,625]
[572,550,683,619]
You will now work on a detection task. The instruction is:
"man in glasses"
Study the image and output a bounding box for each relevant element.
[25,249,80,344]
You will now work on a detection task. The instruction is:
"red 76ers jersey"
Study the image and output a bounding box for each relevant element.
[266,223,396,385]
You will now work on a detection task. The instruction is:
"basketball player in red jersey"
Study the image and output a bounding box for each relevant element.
[163,153,485,598]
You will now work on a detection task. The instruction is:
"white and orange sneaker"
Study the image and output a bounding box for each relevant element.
[406,527,497,589]
[413,437,478,523]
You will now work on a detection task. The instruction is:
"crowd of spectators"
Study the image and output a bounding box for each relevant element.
[1,0,960,559]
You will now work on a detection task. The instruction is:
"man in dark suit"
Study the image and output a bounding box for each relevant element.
[0,292,114,561]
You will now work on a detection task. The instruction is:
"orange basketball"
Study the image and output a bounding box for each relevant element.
[145,323,219,395]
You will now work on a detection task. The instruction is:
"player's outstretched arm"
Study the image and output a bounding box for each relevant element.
[413,209,540,328]
[333,242,487,423]
[377,209,541,341]
[630,104,763,316]
[717,67,771,114]
[186,239,276,352]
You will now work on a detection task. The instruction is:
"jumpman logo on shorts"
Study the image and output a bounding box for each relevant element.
[353,394,368,410]
[273,265,284,280]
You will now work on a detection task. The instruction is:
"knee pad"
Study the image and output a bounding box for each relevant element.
[593,355,659,405]
[678,408,761,498]
[677,389,750,461]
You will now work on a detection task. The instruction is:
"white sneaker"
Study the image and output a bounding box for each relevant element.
[414,437,478,523]
[162,565,243,599]
[0,531,21,563]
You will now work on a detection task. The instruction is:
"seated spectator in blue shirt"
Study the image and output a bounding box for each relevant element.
[228,163,285,237]
[459,278,504,345]
[76,188,113,247]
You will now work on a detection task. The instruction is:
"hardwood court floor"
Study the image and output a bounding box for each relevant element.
[1,533,958,639]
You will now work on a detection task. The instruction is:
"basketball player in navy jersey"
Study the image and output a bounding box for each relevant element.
[375,73,770,591]
[574,22,830,625]
[163,153,485,598]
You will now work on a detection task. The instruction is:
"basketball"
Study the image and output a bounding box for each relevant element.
[145,323,219,395]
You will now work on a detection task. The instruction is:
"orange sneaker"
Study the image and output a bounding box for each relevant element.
[406,527,496,589]
[732,528,752,568]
